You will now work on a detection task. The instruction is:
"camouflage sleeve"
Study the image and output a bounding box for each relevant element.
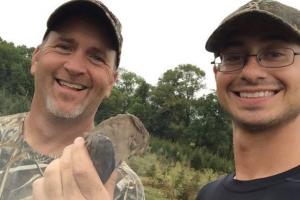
[114,162,145,200]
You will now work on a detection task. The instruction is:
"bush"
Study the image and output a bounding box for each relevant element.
[149,136,233,172]
[0,89,30,116]
[128,152,222,200]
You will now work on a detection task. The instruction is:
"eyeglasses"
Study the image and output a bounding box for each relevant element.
[212,48,300,72]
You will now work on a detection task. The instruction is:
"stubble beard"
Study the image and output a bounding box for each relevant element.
[46,95,85,119]
[226,106,300,133]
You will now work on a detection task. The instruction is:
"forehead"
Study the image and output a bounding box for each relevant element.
[222,35,291,50]
[220,32,300,53]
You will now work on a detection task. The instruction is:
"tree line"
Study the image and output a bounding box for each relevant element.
[0,37,233,172]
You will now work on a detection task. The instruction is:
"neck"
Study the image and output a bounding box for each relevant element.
[23,105,95,157]
[233,116,300,180]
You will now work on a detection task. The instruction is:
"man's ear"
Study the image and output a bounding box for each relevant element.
[31,46,41,75]
[112,71,118,84]
[104,71,118,98]
[213,66,218,78]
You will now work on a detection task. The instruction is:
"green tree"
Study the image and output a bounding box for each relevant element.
[95,68,152,124]
[0,39,34,115]
[150,64,206,141]
[187,92,232,158]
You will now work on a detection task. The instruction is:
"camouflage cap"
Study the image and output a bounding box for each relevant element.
[43,0,123,68]
[205,0,300,53]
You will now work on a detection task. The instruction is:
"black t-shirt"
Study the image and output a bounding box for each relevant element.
[196,165,300,200]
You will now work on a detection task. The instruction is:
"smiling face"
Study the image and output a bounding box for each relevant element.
[215,34,300,132]
[31,17,117,119]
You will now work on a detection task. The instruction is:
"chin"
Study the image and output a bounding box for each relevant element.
[234,120,275,133]
[233,114,299,133]
[50,108,84,119]
[46,97,85,119]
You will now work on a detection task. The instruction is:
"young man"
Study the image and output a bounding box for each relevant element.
[0,0,144,199]
[197,0,300,199]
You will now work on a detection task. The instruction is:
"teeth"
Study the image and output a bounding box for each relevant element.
[240,91,275,98]
[58,80,85,90]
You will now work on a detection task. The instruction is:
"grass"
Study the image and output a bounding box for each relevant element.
[128,153,222,200]
[144,185,168,200]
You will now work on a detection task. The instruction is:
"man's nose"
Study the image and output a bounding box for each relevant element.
[239,55,267,81]
[63,52,87,75]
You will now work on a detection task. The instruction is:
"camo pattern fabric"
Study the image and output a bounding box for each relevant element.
[0,113,145,200]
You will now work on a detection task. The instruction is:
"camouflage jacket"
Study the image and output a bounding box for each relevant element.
[0,113,145,200]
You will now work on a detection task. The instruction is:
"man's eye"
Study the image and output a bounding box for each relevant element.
[92,54,104,61]
[261,50,285,60]
[55,43,72,53]
[223,54,243,63]
[90,54,106,64]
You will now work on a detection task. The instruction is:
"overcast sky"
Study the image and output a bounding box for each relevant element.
[0,0,299,92]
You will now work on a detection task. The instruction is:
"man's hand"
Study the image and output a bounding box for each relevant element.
[32,137,118,200]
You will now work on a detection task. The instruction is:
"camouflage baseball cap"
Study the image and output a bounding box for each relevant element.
[206,0,300,53]
[43,0,123,68]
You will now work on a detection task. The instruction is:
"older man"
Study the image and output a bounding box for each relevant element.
[0,0,144,199]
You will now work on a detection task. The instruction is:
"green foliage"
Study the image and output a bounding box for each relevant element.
[94,68,154,124]
[144,186,168,200]
[150,64,206,141]
[149,137,233,172]
[129,137,232,199]
[186,93,233,157]
[0,39,34,98]
[0,89,31,116]
[189,147,233,171]
[128,152,222,200]
[0,39,33,115]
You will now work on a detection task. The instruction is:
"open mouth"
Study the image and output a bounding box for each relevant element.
[56,79,87,91]
[234,90,280,98]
